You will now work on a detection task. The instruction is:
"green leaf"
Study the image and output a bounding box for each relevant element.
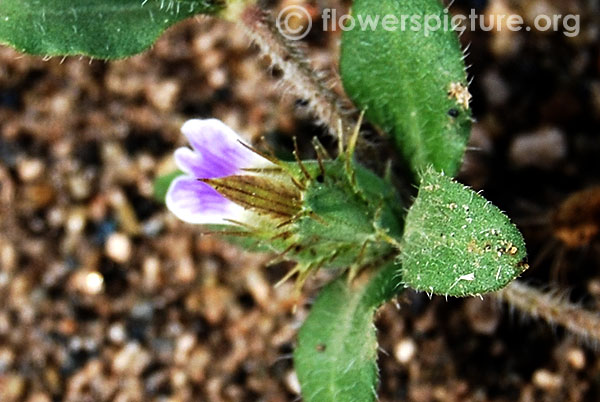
[340,0,472,177]
[153,169,184,203]
[401,169,529,297]
[0,0,225,59]
[295,261,401,402]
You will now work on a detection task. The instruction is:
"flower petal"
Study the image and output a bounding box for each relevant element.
[174,147,205,177]
[179,119,271,178]
[166,175,247,225]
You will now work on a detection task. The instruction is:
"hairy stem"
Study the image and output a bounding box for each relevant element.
[496,281,600,344]
[238,5,356,140]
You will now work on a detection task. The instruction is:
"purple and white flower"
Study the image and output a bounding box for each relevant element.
[166,119,276,225]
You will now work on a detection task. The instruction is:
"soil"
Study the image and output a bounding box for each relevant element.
[0,0,599,401]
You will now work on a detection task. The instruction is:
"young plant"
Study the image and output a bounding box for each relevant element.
[5,0,591,401]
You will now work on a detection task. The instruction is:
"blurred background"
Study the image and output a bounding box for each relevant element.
[0,0,599,401]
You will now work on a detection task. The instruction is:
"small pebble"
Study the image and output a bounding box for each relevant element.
[26,393,52,402]
[566,348,586,370]
[146,80,180,112]
[105,233,132,263]
[0,241,17,272]
[112,343,151,375]
[208,68,227,88]
[285,370,301,395]
[16,158,44,182]
[108,323,126,344]
[198,286,230,325]
[174,333,196,365]
[145,370,170,394]
[0,374,25,401]
[192,34,215,53]
[66,208,87,234]
[43,367,62,395]
[187,348,211,382]
[142,256,161,291]
[108,190,141,235]
[0,312,10,335]
[200,47,224,71]
[57,318,77,336]
[0,346,15,371]
[84,271,104,295]
[46,207,65,228]
[49,92,73,116]
[136,153,155,173]
[68,174,92,200]
[175,256,196,284]
[141,217,163,237]
[509,128,567,169]
[394,338,417,365]
[72,269,104,295]
[171,369,188,388]
[486,0,522,57]
[532,369,563,390]
[245,270,270,309]
[587,279,600,298]
[23,184,54,209]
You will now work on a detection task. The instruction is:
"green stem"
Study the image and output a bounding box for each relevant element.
[496,281,600,343]
[238,4,356,141]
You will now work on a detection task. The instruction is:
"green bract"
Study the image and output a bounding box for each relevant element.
[0,0,228,58]
[401,169,529,297]
[212,153,405,286]
[340,0,472,176]
[284,157,404,270]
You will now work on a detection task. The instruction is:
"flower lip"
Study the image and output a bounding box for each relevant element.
[166,176,248,225]
[166,118,277,225]
[175,118,273,179]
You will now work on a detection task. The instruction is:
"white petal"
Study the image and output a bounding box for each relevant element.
[166,175,248,225]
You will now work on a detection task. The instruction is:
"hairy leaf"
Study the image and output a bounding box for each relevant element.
[401,169,528,297]
[0,0,225,58]
[295,261,401,402]
[340,0,472,176]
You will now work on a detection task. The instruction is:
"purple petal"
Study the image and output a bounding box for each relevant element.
[174,147,205,177]
[166,176,246,225]
[177,119,271,178]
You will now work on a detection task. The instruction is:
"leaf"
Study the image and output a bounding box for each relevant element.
[0,0,225,59]
[340,0,472,176]
[294,261,401,402]
[401,169,529,297]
